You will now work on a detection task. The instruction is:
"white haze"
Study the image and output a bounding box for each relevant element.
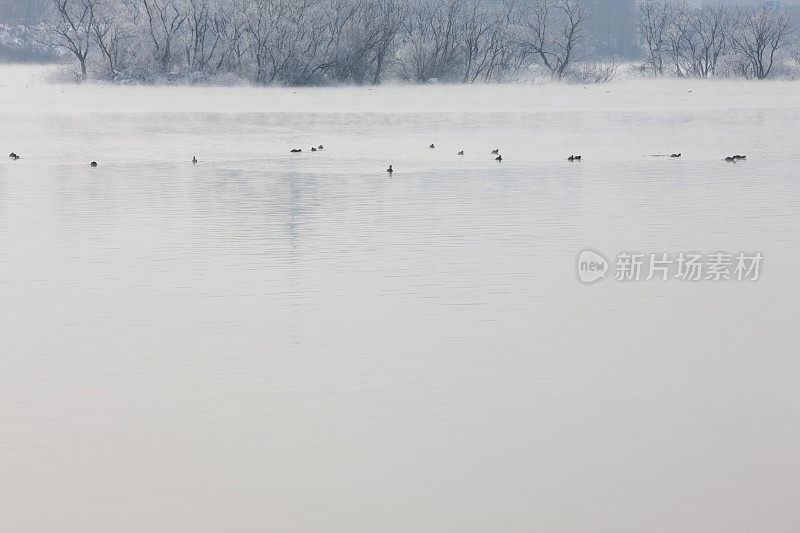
[1,65,799,532]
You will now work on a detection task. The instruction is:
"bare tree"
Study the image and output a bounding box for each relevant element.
[139,0,188,72]
[663,2,691,76]
[211,0,247,74]
[46,0,95,80]
[397,0,463,82]
[459,0,517,83]
[690,5,731,78]
[369,0,406,84]
[639,2,734,79]
[569,57,620,83]
[242,0,284,84]
[460,0,493,82]
[793,44,800,74]
[182,0,221,72]
[317,0,405,84]
[516,0,588,81]
[89,0,134,75]
[495,0,533,78]
[730,6,795,80]
[243,0,326,85]
[638,0,670,76]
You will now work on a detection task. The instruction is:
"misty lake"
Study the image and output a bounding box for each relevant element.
[1,65,799,532]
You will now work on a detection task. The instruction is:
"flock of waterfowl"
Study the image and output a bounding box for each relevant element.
[8,152,99,166]
[378,146,745,173]
[6,148,748,170]
[289,145,325,153]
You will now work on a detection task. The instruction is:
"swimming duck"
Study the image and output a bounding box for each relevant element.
[318,145,324,150]
[9,152,19,160]
[495,155,502,161]
[429,144,435,149]
[386,165,393,174]
[568,155,582,161]
[733,155,746,160]
[290,148,302,153]
[491,149,499,154]
[90,162,98,167]
[192,156,198,164]
[311,147,317,152]
[724,156,735,162]
[670,153,681,158]
[457,150,464,155]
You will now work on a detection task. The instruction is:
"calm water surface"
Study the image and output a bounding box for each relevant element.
[1,66,799,532]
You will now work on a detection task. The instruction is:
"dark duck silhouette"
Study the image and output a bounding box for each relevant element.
[725,156,736,162]
[457,150,464,155]
[670,153,681,158]
[9,152,19,160]
[290,148,302,153]
[734,155,746,160]
[90,162,98,167]
[311,147,317,151]
[491,149,499,154]
[386,165,393,174]
[192,156,198,164]
[429,144,436,149]
[318,145,324,150]
[568,155,582,161]
[495,154,502,161]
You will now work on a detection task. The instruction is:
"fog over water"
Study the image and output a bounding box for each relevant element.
[1,66,799,532]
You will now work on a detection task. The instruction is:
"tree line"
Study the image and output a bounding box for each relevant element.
[640,1,796,79]
[43,0,799,84]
